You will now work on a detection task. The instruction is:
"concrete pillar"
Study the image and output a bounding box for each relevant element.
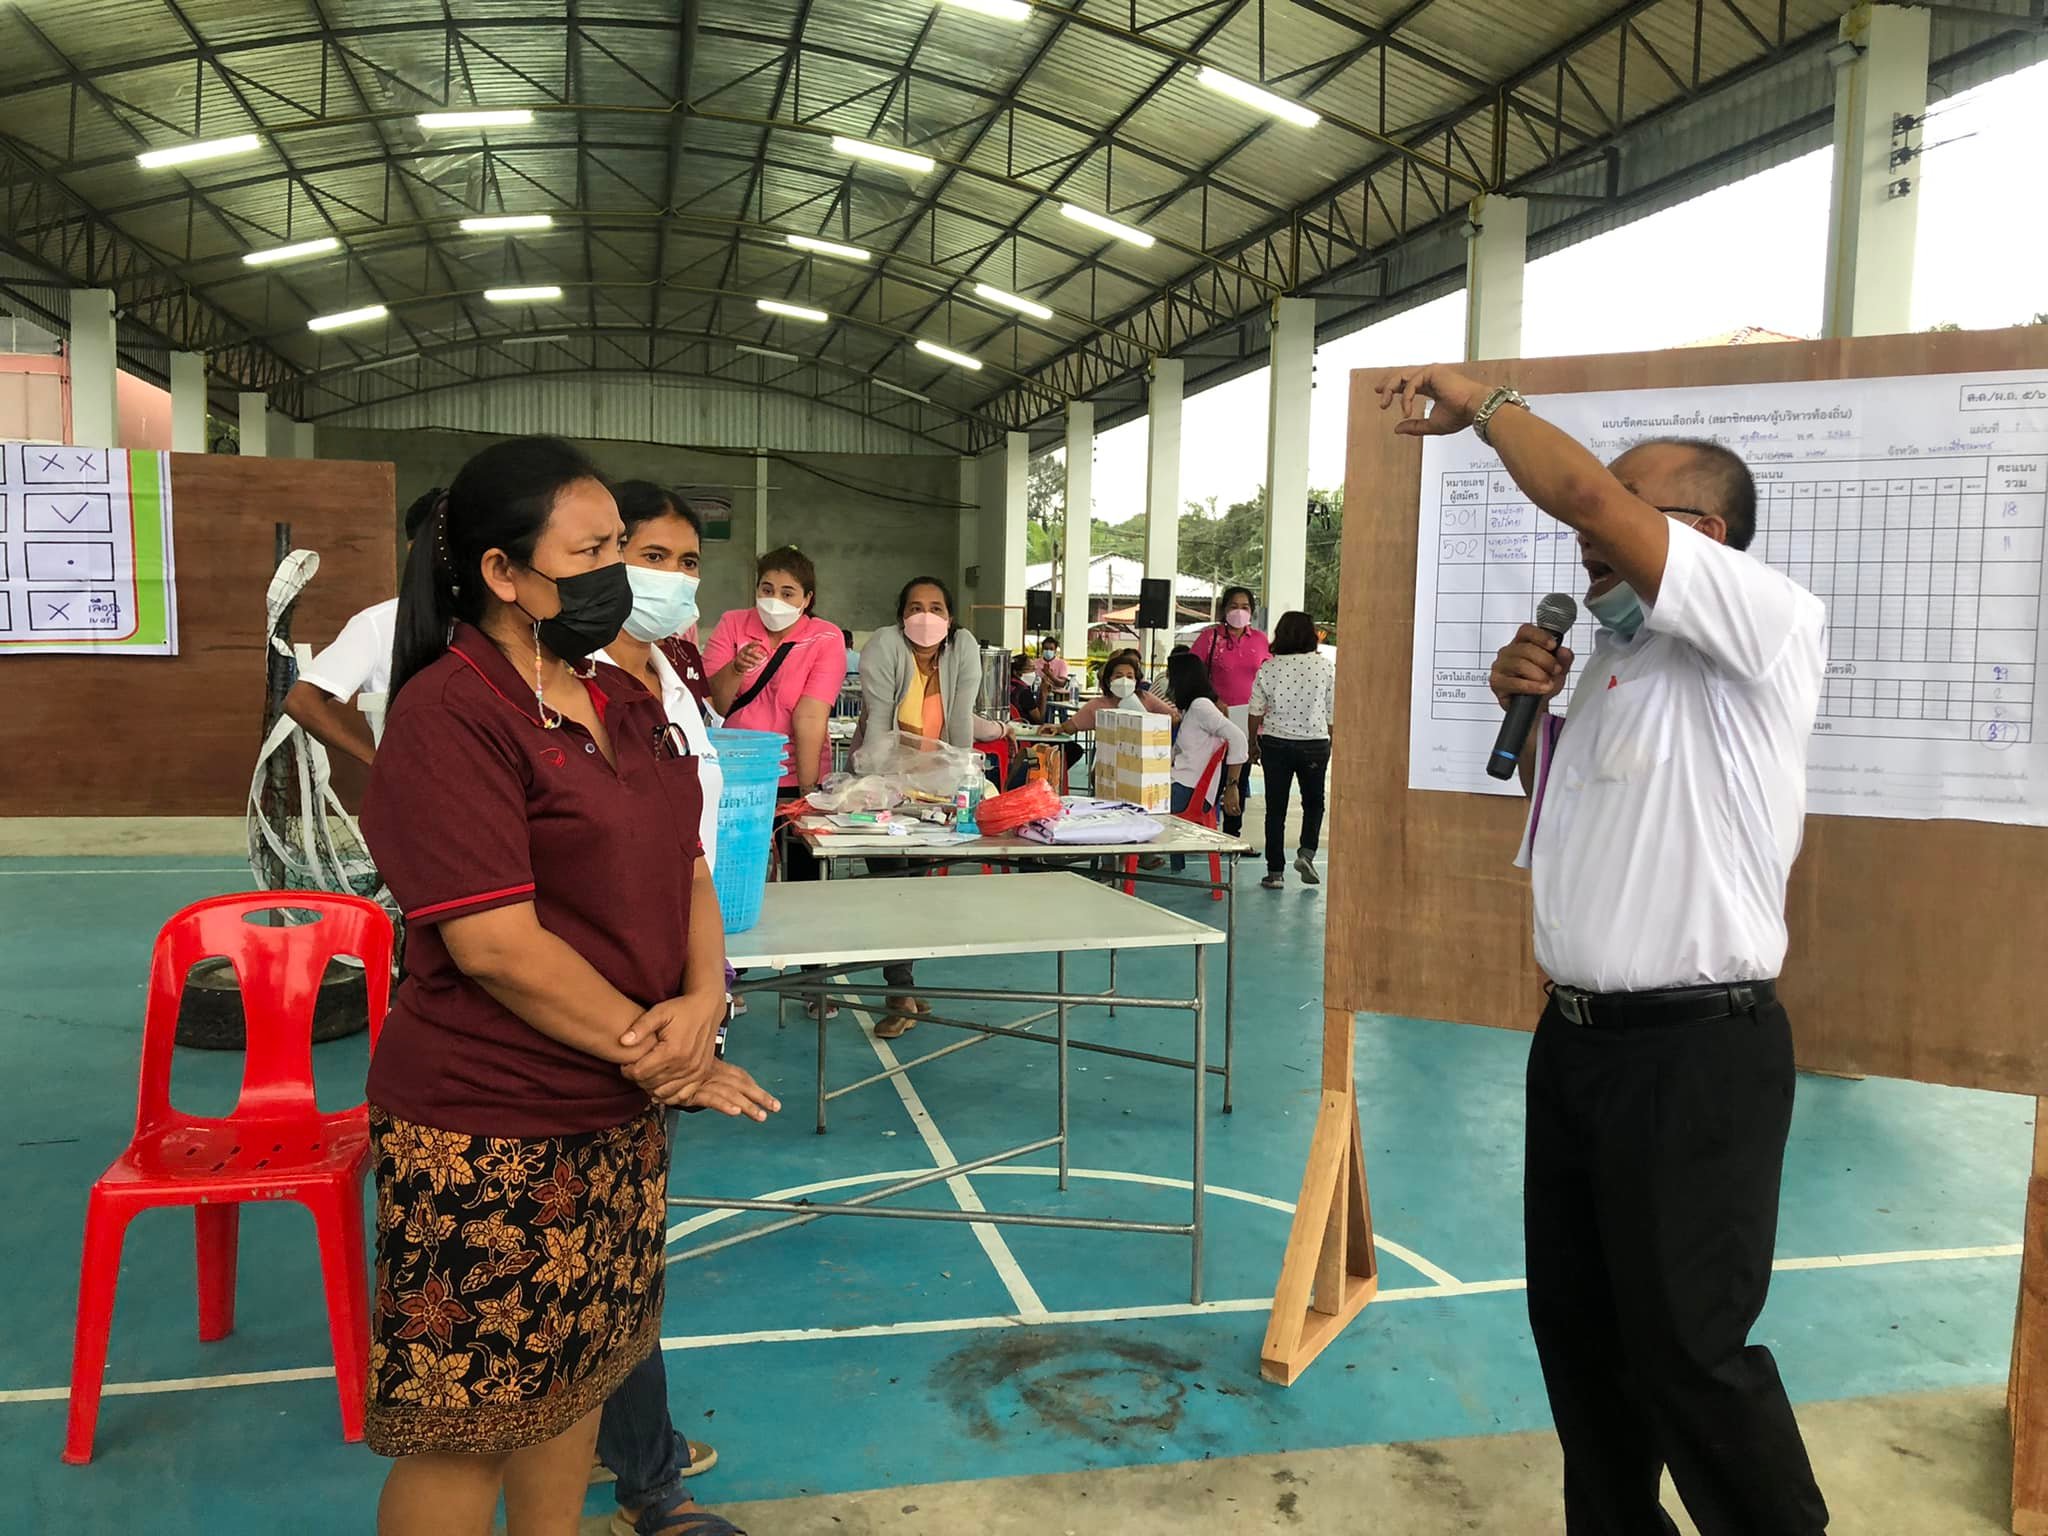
[956,455,980,608]
[169,351,208,453]
[238,392,269,456]
[1822,3,1930,339]
[67,289,118,448]
[753,450,770,556]
[1062,403,1095,660]
[1143,357,1184,662]
[1263,297,1314,621]
[1463,194,1527,362]
[288,420,316,459]
[268,409,296,458]
[998,431,1028,652]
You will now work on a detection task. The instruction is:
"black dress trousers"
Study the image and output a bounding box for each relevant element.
[1523,994,1830,1536]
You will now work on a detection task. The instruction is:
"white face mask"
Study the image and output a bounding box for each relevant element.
[1109,676,1137,701]
[622,567,700,643]
[756,595,803,632]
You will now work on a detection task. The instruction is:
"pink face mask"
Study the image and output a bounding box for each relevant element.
[903,611,950,648]
[1225,608,1253,630]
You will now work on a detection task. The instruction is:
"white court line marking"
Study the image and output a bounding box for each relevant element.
[840,987,1049,1319]
[669,1164,1461,1288]
[0,1242,2021,1406]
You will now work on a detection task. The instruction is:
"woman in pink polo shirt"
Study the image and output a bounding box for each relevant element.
[1191,586,1270,840]
[703,545,846,882]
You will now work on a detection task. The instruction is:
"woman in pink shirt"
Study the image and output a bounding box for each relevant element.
[1057,648,1180,734]
[1191,586,1269,838]
[703,546,847,882]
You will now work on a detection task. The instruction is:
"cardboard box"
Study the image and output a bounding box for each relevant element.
[1096,708,1173,810]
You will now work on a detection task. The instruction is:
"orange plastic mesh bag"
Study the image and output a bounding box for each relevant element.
[973,778,1061,835]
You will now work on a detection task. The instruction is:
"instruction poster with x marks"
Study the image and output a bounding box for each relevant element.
[0,442,178,655]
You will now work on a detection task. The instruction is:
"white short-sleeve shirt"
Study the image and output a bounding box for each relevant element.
[298,598,398,702]
[595,644,723,876]
[1248,653,1336,741]
[1515,523,1826,992]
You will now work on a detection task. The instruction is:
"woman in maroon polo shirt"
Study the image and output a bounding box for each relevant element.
[361,436,777,1536]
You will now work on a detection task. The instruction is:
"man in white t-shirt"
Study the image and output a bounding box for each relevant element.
[283,488,440,766]
[1379,364,1830,1536]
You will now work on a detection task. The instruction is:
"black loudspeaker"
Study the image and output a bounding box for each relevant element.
[1025,588,1053,630]
[1137,577,1171,630]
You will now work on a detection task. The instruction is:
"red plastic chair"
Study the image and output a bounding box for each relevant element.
[64,892,393,1464]
[1123,744,1229,899]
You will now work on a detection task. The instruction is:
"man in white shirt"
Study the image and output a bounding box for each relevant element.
[1380,365,1830,1536]
[283,488,441,765]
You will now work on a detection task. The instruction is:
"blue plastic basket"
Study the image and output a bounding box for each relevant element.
[707,728,788,934]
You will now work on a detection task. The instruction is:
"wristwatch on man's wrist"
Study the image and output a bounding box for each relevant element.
[1471,385,1528,446]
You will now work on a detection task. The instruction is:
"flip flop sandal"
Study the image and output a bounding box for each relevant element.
[612,1490,748,1536]
[679,1440,718,1477]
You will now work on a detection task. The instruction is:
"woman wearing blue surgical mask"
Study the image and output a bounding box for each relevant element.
[587,481,744,1536]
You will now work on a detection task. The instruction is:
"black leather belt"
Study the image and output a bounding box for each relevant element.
[1548,979,1777,1030]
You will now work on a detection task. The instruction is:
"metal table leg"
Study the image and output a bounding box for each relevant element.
[1192,945,1208,1305]
[1224,852,1237,1114]
[816,1005,829,1135]
[1057,949,1070,1191]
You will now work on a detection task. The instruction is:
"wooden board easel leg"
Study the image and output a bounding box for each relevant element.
[1261,1009,1379,1386]
[2012,1097,2048,1534]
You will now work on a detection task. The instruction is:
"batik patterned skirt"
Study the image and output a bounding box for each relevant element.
[364,1103,668,1457]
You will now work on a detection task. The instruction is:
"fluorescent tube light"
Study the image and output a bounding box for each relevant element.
[242,236,341,267]
[877,378,931,401]
[737,344,801,361]
[307,303,388,333]
[483,285,563,303]
[756,299,829,323]
[831,136,935,175]
[939,0,1032,19]
[417,109,534,129]
[459,214,554,232]
[974,282,1053,320]
[1195,67,1320,129]
[1059,203,1155,249]
[915,339,982,371]
[137,134,262,170]
[786,234,871,262]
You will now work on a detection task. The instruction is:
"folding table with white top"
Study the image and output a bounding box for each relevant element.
[793,815,1252,1111]
[670,872,1224,1302]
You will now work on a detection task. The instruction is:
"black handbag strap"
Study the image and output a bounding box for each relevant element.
[728,641,795,715]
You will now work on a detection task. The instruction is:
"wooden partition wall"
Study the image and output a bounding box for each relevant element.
[5,453,395,818]
[1263,328,2048,1532]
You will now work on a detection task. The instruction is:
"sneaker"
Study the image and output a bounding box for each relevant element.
[1296,852,1321,886]
[1260,872,1284,890]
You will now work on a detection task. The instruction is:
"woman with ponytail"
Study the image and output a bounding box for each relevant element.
[362,437,776,1536]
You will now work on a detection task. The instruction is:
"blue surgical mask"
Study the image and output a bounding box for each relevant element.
[622,566,700,642]
[1585,580,1644,640]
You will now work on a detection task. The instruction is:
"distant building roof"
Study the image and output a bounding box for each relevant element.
[1679,325,1808,348]
[1025,552,1216,600]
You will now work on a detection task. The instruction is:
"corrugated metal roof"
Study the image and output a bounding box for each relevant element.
[2,0,2042,448]
[321,372,954,454]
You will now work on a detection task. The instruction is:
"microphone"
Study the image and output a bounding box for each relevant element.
[1487,592,1578,780]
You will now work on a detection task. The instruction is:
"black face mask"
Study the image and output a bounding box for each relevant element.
[523,562,634,663]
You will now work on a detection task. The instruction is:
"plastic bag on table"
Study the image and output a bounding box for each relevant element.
[850,727,986,803]
[801,773,906,815]
[974,777,1062,835]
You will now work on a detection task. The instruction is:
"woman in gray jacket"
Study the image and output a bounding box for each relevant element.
[855,575,1013,1036]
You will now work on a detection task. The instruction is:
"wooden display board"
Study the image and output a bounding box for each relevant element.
[1261,328,2048,1531]
[4,453,395,818]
